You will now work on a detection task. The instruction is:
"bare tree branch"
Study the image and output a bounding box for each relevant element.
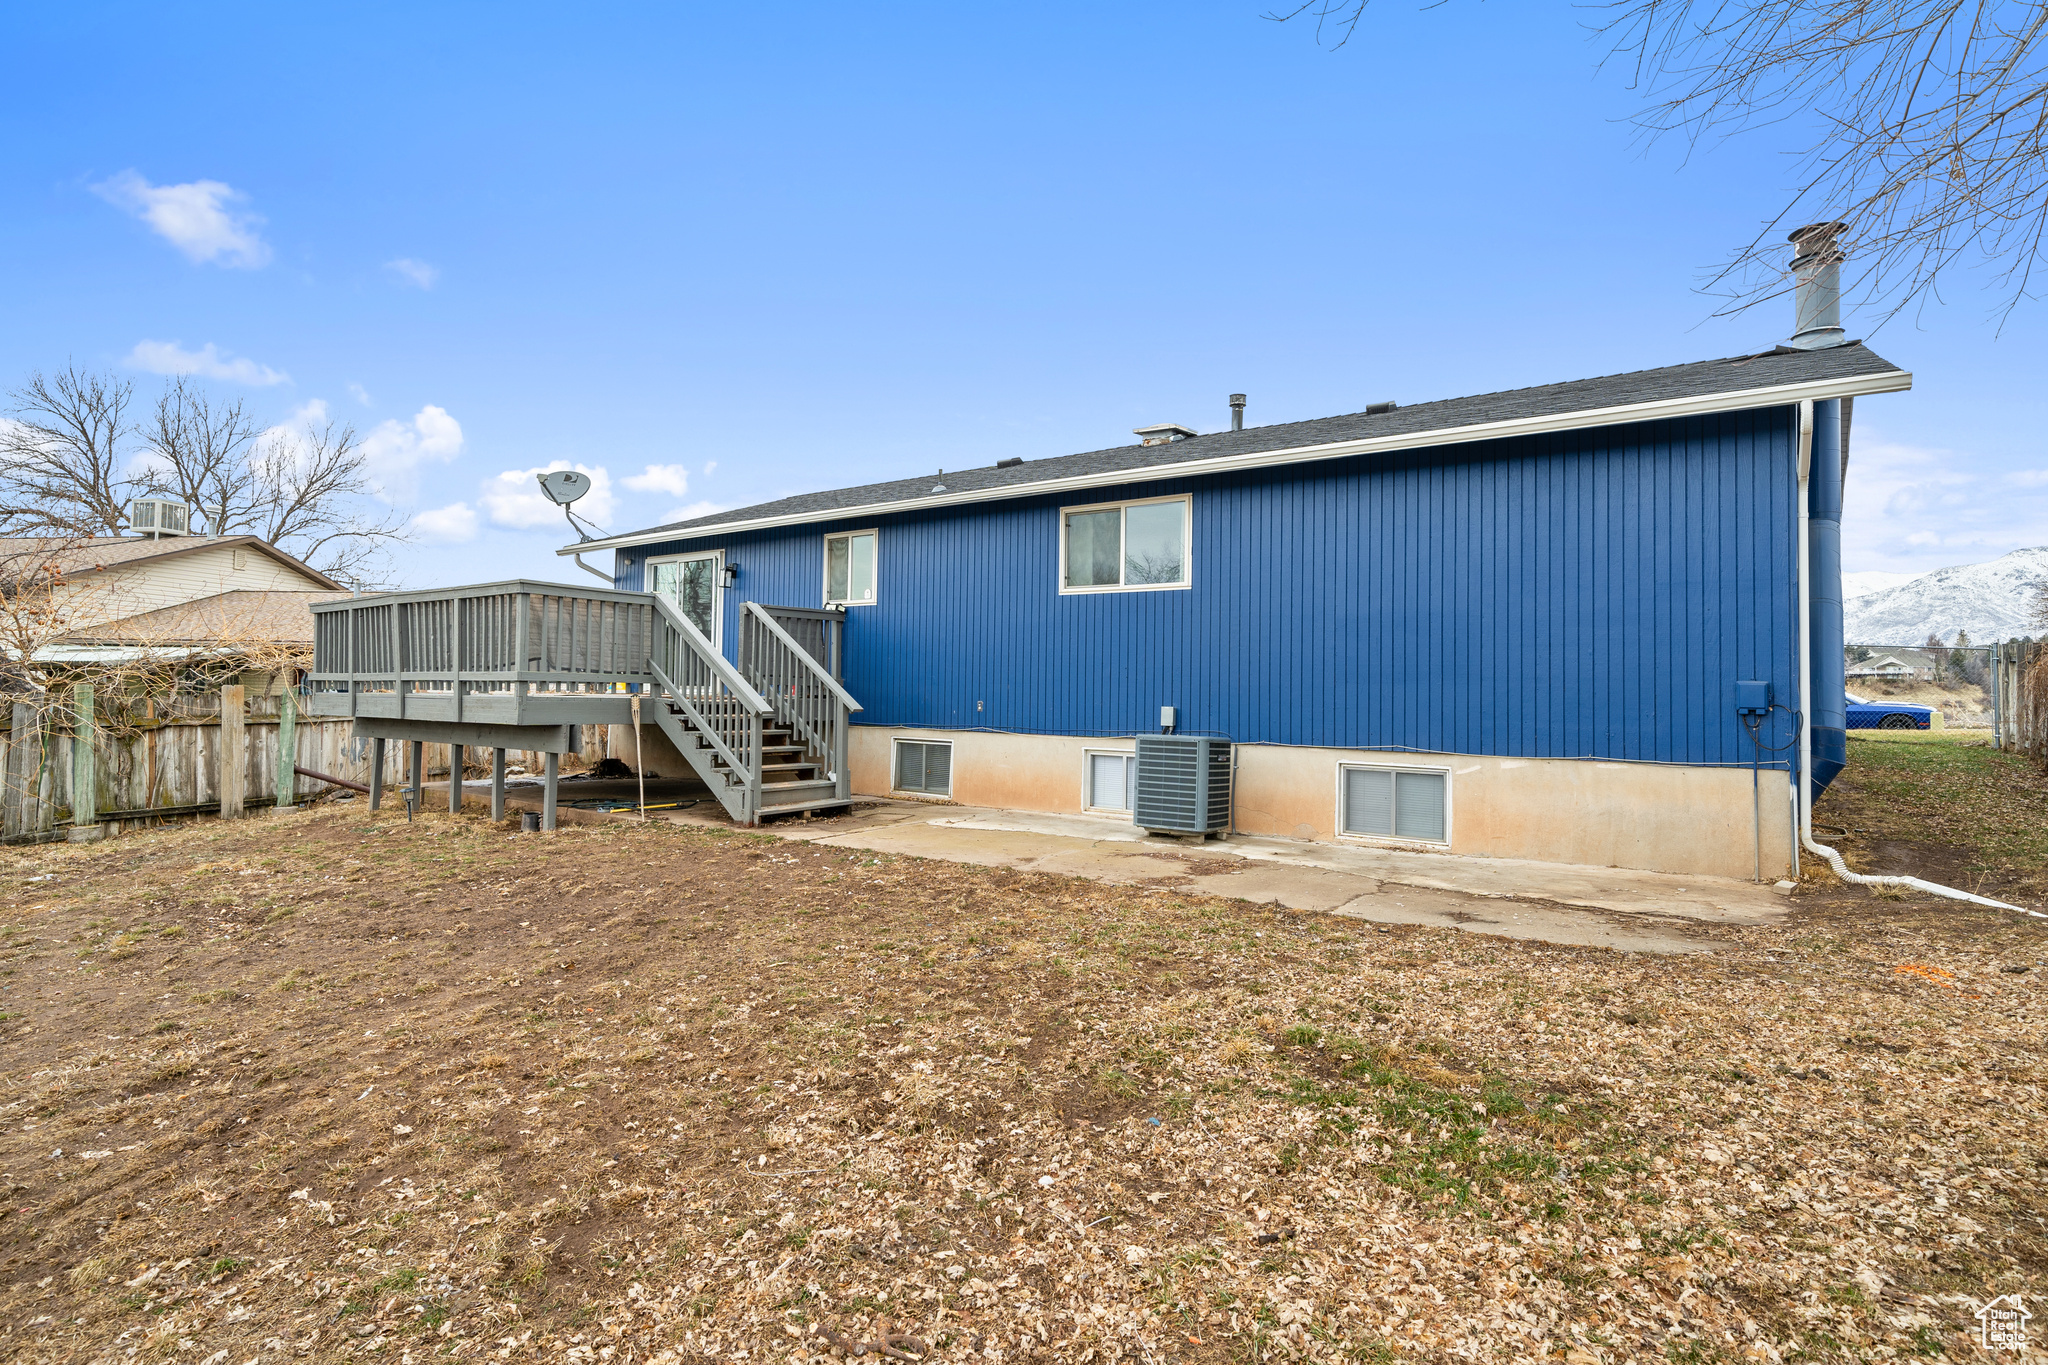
[140,378,262,530]
[241,417,410,586]
[0,367,136,536]
[1272,1,2048,325]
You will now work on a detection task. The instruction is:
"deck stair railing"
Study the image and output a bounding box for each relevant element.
[739,603,861,802]
[308,580,859,825]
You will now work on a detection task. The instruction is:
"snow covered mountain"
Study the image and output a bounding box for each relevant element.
[1843,547,2048,645]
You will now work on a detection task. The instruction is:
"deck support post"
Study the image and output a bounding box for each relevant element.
[408,740,424,813]
[542,751,559,831]
[219,685,247,820]
[449,743,464,814]
[369,738,386,810]
[491,748,506,821]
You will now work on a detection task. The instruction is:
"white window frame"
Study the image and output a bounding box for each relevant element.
[1335,761,1453,847]
[1057,494,1192,595]
[822,528,879,608]
[646,549,725,650]
[892,738,953,797]
[1080,746,1138,815]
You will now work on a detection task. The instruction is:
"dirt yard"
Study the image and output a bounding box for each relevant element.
[1,787,2043,1364]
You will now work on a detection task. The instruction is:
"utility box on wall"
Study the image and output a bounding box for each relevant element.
[1134,735,1232,837]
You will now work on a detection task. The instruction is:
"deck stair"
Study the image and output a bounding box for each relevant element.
[305,581,860,827]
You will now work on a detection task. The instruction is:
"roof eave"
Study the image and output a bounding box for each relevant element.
[561,366,1911,555]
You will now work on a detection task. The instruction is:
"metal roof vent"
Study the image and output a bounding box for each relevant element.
[1785,221,1849,350]
[1134,423,1197,447]
[1365,401,1397,415]
[994,457,1023,468]
[1229,394,1245,431]
[1133,735,1232,837]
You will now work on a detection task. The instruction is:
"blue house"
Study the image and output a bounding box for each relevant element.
[308,227,1902,880]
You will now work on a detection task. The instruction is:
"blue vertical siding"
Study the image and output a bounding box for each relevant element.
[616,409,1799,766]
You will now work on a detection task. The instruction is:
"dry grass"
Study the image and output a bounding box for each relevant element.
[0,803,2042,1364]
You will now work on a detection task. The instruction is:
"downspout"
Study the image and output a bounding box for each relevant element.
[1793,399,2035,915]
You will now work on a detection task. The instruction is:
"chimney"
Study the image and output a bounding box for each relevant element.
[1785,221,1848,350]
[1228,394,1245,431]
[1133,422,1198,447]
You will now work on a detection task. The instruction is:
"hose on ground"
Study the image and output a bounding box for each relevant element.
[1799,832,2042,919]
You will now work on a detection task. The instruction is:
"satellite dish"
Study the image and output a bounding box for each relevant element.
[537,470,592,506]
[536,468,606,544]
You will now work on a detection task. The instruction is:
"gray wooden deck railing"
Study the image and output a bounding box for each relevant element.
[740,603,861,800]
[309,580,657,727]
[308,581,857,823]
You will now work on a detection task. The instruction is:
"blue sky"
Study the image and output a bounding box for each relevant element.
[4,1,2042,589]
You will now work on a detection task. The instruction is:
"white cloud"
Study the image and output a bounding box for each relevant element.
[622,463,692,498]
[481,461,616,531]
[413,502,479,542]
[361,404,465,502]
[385,257,439,289]
[1842,433,2048,575]
[347,383,373,406]
[127,339,289,387]
[92,170,271,268]
[2010,469,2048,488]
[703,460,718,476]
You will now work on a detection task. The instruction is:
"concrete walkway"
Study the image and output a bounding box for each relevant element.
[462,778,1788,954]
[777,803,1787,954]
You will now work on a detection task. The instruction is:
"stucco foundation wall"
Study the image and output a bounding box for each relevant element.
[849,726,1795,880]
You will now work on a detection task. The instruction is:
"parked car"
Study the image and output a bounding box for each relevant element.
[1845,691,1935,730]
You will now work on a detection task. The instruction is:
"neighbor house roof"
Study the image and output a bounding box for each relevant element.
[0,535,344,589]
[571,341,1910,553]
[59,589,353,645]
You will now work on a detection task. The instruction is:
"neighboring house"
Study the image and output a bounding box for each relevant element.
[0,534,345,672]
[307,233,1900,877]
[1845,654,1925,681]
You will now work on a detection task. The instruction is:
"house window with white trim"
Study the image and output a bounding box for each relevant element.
[1340,764,1449,844]
[1084,750,1136,813]
[894,739,952,796]
[825,530,877,606]
[1060,495,1190,593]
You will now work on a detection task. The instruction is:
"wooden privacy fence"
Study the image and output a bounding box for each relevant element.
[0,686,404,844]
[1992,637,2045,766]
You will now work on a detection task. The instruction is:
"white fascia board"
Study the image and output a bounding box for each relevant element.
[561,367,1911,555]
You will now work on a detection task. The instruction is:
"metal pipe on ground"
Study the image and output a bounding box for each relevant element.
[294,765,370,795]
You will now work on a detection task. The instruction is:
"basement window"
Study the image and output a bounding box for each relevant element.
[824,530,877,606]
[1084,750,1136,813]
[894,739,952,797]
[1060,496,1190,593]
[1339,764,1449,844]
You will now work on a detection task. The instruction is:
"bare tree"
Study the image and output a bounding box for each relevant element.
[139,379,263,530]
[1272,1,2048,324]
[0,367,136,536]
[239,416,408,585]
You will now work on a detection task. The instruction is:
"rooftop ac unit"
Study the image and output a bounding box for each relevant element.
[127,497,191,538]
[1134,735,1232,837]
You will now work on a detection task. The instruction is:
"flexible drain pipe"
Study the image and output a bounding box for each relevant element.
[1794,399,2035,916]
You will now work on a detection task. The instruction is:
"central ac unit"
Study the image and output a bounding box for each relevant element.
[1133,735,1232,837]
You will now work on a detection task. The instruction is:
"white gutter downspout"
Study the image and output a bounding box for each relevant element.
[1793,398,2037,916]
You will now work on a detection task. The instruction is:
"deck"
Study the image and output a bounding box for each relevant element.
[308,581,857,826]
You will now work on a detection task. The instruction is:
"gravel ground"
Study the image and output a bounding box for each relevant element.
[0,800,2042,1365]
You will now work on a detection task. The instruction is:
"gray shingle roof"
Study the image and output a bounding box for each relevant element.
[601,342,1903,545]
